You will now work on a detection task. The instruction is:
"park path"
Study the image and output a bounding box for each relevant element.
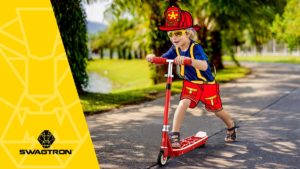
[86,62,300,169]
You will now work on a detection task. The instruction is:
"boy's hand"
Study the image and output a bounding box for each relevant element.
[174,56,186,65]
[146,54,155,62]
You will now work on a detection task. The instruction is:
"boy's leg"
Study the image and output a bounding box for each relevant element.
[214,110,237,142]
[201,83,237,141]
[172,99,191,132]
[214,110,234,129]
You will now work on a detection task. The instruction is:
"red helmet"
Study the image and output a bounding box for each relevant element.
[159,6,200,31]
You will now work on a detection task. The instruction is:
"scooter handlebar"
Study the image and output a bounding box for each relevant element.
[151,57,167,64]
[151,57,192,66]
[183,58,192,65]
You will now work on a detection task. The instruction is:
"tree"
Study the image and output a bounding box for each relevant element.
[272,0,300,50]
[221,22,245,67]
[90,17,150,60]
[51,0,89,93]
[90,32,109,59]
[186,0,286,68]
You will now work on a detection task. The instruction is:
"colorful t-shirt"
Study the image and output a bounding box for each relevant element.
[162,41,214,82]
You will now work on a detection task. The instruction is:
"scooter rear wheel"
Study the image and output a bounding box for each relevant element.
[198,143,206,148]
[157,151,169,166]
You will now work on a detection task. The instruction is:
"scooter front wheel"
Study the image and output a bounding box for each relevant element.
[157,151,169,166]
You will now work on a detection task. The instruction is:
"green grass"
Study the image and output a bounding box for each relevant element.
[80,81,183,114]
[216,65,250,82]
[81,60,250,114]
[87,59,152,92]
[223,55,300,64]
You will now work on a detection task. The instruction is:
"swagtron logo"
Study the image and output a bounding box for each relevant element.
[19,130,72,155]
[38,130,55,148]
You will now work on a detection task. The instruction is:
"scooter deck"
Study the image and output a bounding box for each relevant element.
[172,135,208,157]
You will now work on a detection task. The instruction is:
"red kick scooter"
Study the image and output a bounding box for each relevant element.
[150,57,208,166]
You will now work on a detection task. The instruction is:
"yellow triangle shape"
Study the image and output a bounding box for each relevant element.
[0,18,24,45]
[0,1,100,169]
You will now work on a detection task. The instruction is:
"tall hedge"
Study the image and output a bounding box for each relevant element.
[50,0,88,93]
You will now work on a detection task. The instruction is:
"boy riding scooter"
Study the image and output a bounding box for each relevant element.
[146,3,238,149]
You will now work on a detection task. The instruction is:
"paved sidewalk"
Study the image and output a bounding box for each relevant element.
[86,62,300,169]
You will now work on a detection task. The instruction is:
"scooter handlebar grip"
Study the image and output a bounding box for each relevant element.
[184,58,192,65]
[151,57,167,64]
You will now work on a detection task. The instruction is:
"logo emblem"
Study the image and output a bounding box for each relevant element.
[168,11,179,20]
[38,130,55,148]
[20,130,72,155]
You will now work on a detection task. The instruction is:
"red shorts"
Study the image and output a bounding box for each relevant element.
[180,80,223,112]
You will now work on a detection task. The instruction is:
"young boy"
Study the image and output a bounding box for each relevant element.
[146,5,237,148]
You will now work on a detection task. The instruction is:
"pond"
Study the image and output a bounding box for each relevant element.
[83,72,112,93]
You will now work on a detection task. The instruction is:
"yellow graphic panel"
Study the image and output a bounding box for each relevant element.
[0,1,100,168]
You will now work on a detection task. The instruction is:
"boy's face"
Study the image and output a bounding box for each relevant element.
[167,30,190,48]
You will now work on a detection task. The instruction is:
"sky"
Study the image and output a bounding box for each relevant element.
[82,0,112,24]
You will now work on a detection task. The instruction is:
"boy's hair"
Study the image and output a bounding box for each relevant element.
[186,28,198,41]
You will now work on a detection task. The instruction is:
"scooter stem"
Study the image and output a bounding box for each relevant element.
[161,60,174,156]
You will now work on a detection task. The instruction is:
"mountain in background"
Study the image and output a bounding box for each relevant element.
[87,21,107,34]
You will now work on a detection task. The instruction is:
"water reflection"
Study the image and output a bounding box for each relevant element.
[83,72,112,93]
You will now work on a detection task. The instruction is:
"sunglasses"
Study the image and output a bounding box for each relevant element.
[167,30,186,38]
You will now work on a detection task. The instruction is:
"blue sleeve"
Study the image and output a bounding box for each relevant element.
[193,44,208,61]
[162,45,177,59]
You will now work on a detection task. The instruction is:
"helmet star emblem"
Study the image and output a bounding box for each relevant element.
[168,11,178,20]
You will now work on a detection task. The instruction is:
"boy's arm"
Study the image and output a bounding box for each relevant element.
[175,56,208,70]
[191,59,208,71]
[192,44,209,71]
